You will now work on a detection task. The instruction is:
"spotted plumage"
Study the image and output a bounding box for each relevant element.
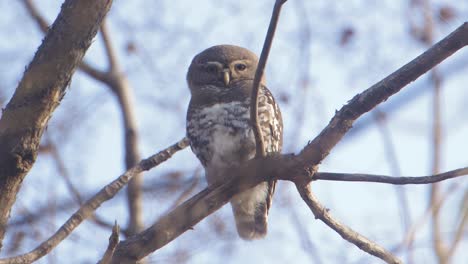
[186,45,283,240]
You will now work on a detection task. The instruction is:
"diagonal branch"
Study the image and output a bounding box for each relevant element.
[22,0,109,84]
[250,0,288,157]
[0,138,189,264]
[297,22,467,168]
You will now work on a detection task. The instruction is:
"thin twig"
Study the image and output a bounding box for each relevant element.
[251,0,288,157]
[98,222,120,264]
[0,138,189,264]
[313,167,468,184]
[44,135,128,235]
[295,183,402,264]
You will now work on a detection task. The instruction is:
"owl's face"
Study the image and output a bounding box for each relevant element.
[187,45,262,93]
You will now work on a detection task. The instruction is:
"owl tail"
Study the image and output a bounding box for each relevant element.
[230,183,270,240]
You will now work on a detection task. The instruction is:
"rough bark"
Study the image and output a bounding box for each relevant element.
[0,0,113,250]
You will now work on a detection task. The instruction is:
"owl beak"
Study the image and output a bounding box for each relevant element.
[222,69,230,86]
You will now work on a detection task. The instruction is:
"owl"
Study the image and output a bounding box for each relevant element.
[186,45,283,240]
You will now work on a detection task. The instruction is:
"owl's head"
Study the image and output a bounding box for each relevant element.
[187,45,263,93]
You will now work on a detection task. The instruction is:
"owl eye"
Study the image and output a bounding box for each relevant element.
[235,63,247,71]
[205,64,218,73]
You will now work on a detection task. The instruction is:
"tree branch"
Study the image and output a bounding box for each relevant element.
[98,222,120,264]
[250,0,287,157]
[0,138,188,264]
[313,167,468,184]
[22,0,109,84]
[0,0,113,250]
[23,0,145,236]
[99,19,145,236]
[296,183,402,264]
[109,22,468,262]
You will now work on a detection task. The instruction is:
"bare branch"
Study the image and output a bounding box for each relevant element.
[109,22,468,262]
[0,138,188,264]
[313,167,468,184]
[98,222,120,264]
[296,183,402,264]
[22,0,109,84]
[251,0,288,157]
[0,0,113,250]
[98,19,145,236]
[297,22,467,170]
[24,0,146,236]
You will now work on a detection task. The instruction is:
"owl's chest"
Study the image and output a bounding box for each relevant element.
[187,101,256,167]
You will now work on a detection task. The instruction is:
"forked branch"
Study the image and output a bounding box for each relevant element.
[108,22,468,263]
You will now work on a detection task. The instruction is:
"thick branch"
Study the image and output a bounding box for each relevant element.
[24,0,145,236]
[22,0,109,84]
[110,22,468,262]
[0,138,188,264]
[0,0,113,250]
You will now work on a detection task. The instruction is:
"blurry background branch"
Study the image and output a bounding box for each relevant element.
[373,110,412,262]
[23,0,144,237]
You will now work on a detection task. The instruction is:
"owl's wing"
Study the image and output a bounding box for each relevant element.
[258,85,283,211]
[186,101,211,167]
